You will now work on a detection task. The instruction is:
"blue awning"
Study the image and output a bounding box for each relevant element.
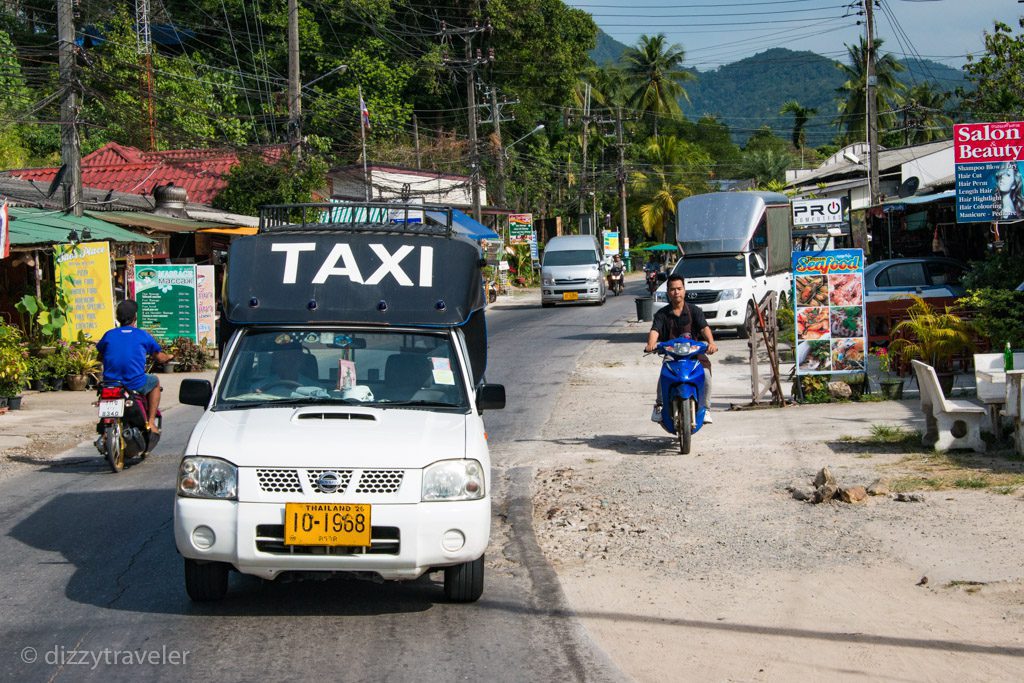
[427,209,499,241]
[882,190,955,207]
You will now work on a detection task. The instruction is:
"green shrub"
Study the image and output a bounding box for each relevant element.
[167,337,208,372]
[962,251,1024,290]
[957,288,1024,349]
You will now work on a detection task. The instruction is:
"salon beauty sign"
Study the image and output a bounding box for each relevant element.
[954,121,1024,223]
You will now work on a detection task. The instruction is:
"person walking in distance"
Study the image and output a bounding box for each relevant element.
[645,274,718,423]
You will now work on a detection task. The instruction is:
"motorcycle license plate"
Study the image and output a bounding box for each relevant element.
[562,292,579,301]
[98,399,125,418]
[284,503,371,546]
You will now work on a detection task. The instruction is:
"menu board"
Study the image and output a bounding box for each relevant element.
[135,264,197,342]
[792,249,866,376]
[53,241,115,342]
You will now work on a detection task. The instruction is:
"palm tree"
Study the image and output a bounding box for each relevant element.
[622,34,695,139]
[834,37,906,144]
[779,100,817,149]
[740,149,793,187]
[629,136,710,242]
[900,83,953,145]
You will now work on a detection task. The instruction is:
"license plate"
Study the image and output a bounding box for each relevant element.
[284,503,371,546]
[98,399,125,418]
[562,291,579,301]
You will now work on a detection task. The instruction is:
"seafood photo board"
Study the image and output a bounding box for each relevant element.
[792,249,867,376]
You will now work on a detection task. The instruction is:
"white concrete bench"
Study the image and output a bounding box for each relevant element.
[911,359,987,452]
[1007,370,1024,456]
[974,352,1024,433]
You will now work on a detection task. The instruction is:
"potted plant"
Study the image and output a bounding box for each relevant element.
[0,322,29,409]
[65,342,100,391]
[888,295,975,397]
[874,345,904,399]
[40,342,74,391]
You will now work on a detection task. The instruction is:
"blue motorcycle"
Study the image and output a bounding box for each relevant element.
[652,337,708,454]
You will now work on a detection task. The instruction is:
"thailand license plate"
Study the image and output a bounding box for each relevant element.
[562,292,579,301]
[284,503,372,546]
[98,399,125,418]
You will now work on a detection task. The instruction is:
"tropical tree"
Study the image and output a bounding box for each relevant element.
[740,149,793,187]
[899,83,953,145]
[629,136,710,242]
[779,100,817,149]
[622,34,695,139]
[959,18,1024,121]
[834,37,906,145]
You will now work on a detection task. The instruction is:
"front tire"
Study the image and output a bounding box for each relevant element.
[184,558,230,601]
[104,424,124,472]
[443,555,484,603]
[673,399,692,455]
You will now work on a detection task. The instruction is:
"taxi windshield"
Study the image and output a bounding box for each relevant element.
[215,328,468,410]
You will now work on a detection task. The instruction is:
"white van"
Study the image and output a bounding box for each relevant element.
[174,204,505,603]
[540,234,606,307]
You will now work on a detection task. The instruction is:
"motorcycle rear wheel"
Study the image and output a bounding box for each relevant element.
[673,398,692,455]
[104,424,125,472]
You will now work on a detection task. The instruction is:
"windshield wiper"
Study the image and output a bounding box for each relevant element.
[216,397,355,410]
[377,400,462,408]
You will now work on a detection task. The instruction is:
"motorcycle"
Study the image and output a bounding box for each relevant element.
[645,269,662,294]
[608,265,625,295]
[94,381,162,472]
[650,337,708,455]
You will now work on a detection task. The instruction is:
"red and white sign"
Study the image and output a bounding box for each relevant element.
[954,121,1024,163]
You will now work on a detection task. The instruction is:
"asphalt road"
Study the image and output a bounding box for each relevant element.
[0,284,640,683]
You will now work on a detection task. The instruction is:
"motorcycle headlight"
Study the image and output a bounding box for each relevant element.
[718,288,742,300]
[422,459,486,501]
[178,457,238,500]
[671,342,694,355]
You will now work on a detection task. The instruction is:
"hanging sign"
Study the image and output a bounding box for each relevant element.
[509,213,533,243]
[792,249,866,377]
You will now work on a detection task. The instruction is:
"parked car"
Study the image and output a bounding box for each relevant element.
[864,257,967,344]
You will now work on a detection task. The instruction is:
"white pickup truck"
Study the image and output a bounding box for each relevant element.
[654,192,793,338]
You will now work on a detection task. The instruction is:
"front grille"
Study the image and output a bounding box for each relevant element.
[554,278,587,285]
[255,524,400,555]
[686,290,719,304]
[355,470,404,493]
[306,469,354,493]
[256,469,302,493]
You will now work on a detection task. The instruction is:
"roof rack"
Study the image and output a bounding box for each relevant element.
[258,202,455,237]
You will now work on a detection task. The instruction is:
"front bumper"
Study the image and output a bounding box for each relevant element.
[542,283,603,304]
[174,497,490,580]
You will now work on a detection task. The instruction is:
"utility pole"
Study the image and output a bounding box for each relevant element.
[865,0,880,206]
[616,107,629,266]
[413,113,421,169]
[481,86,516,209]
[287,0,302,158]
[57,0,82,216]
[579,83,591,234]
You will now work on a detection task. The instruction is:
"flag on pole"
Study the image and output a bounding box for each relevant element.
[0,201,10,260]
[359,95,371,131]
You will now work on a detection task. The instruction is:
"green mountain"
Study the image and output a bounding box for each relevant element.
[588,43,966,147]
[592,29,630,66]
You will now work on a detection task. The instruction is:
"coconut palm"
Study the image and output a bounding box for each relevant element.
[779,100,817,149]
[629,136,710,242]
[834,37,906,145]
[622,34,695,139]
[740,149,793,187]
[900,83,953,145]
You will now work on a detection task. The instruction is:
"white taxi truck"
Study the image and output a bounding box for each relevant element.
[175,203,505,603]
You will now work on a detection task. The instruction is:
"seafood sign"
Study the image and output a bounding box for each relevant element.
[792,249,867,376]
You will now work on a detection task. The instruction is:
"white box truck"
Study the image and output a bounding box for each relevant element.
[654,191,793,337]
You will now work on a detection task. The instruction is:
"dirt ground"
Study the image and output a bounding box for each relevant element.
[526,318,1024,682]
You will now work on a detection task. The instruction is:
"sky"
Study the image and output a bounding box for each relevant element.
[566,0,1018,70]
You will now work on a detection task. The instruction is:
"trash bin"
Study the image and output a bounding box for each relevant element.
[635,296,654,322]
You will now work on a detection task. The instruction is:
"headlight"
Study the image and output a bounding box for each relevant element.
[587,276,598,284]
[655,291,667,303]
[178,457,238,500]
[422,459,486,501]
[542,276,554,286]
[671,342,694,355]
[718,288,742,300]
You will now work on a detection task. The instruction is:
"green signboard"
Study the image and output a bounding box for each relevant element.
[135,264,198,342]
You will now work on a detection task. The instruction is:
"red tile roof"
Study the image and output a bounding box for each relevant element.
[11,142,290,205]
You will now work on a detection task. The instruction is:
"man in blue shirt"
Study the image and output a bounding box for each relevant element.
[97,300,174,433]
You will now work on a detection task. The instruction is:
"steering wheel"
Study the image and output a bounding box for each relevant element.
[257,379,302,394]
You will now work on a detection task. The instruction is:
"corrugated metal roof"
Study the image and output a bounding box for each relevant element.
[89,211,229,233]
[7,207,154,246]
[10,142,290,205]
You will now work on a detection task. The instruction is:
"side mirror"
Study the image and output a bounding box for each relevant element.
[179,379,213,407]
[475,383,506,411]
[752,267,765,277]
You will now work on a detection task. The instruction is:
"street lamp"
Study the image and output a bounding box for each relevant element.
[504,124,545,159]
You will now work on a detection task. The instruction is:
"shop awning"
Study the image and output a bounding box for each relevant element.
[197,226,258,236]
[6,206,154,246]
[882,190,956,207]
[87,210,231,233]
[426,208,500,240]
